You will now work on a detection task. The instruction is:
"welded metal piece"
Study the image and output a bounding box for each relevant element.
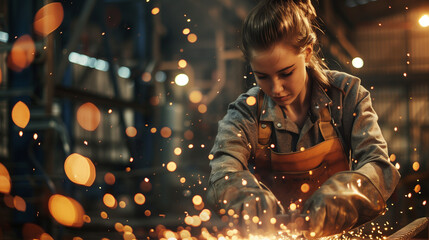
[388,217,428,240]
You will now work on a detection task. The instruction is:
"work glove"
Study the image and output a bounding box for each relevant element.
[302,171,386,238]
[207,170,285,234]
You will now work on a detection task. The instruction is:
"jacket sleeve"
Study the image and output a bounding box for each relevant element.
[343,76,400,202]
[302,74,401,238]
[208,88,260,184]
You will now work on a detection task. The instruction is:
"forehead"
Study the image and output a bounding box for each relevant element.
[249,42,300,71]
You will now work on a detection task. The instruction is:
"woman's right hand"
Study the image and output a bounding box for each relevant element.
[207,171,284,234]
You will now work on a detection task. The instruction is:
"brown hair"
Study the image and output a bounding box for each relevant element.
[241,0,331,88]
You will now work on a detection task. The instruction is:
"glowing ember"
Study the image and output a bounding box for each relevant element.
[64,153,96,187]
[0,163,11,194]
[208,154,214,160]
[103,193,117,208]
[48,194,85,227]
[289,203,297,211]
[8,35,35,72]
[134,193,146,205]
[125,126,137,137]
[104,172,116,185]
[11,101,30,128]
[13,195,26,212]
[192,195,203,205]
[187,33,198,43]
[166,161,177,172]
[246,96,257,106]
[33,2,64,36]
[389,154,396,162]
[76,102,101,131]
[189,90,203,103]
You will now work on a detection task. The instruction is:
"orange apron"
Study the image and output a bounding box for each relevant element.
[254,92,350,210]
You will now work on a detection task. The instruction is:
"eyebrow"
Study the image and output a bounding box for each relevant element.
[253,64,295,75]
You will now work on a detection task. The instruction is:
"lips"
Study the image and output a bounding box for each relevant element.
[273,96,289,102]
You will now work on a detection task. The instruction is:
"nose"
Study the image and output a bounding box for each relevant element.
[271,78,284,96]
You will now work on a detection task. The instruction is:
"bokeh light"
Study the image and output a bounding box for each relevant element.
[175,73,189,86]
[64,153,96,187]
[301,183,310,193]
[199,209,211,222]
[33,2,64,36]
[76,102,101,131]
[352,57,364,69]
[103,193,117,208]
[187,33,198,43]
[0,163,11,194]
[166,161,177,172]
[100,211,108,219]
[104,172,116,185]
[189,90,203,103]
[198,104,207,113]
[192,195,203,205]
[160,127,172,138]
[412,161,420,171]
[13,195,26,212]
[8,35,35,72]
[419,14,429,27]
[174,147,182,156]
[182,28,190,35]
[11,101,30,128]
[134,193,146,205]
[125,126,137,137]
[151,7,160,15]
[178,59,187,68]
[48,194,85,227]
[142,72,152,82]
[246,96,256,106]
[22,223,45,240]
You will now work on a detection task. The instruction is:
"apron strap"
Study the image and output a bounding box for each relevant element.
[319,107,337,140]
[257,90,272,145]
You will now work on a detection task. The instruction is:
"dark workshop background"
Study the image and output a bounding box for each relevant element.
[0,0,428,239]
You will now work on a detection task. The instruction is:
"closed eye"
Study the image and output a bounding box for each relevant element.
[280,71,293,78]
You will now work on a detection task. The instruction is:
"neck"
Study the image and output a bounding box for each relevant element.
[285,73,312,115]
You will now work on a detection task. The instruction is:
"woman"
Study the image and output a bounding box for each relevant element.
[207,0,400,238]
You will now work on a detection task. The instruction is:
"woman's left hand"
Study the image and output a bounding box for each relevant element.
[302,172,385,238]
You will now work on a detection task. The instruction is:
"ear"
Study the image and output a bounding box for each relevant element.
[304,44,313,64]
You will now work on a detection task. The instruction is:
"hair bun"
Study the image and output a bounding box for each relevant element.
[292,0,317,20]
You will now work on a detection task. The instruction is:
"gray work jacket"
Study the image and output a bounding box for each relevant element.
[209,70,400,202]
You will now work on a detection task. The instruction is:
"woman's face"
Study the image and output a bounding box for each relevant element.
[249,42,312,107]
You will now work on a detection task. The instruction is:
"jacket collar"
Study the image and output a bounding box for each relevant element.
[259,80,332,125]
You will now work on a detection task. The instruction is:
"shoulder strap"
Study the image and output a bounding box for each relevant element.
[257,90,272,146]
[319,107,337,140]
